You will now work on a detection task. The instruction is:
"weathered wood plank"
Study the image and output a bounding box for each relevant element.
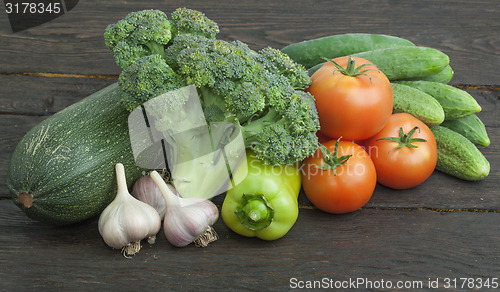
[0,75,116,115]
[0,1,499,289]
[0,200,498,291]
[0,0,498,85]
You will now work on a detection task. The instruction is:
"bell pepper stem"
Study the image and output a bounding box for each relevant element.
[235,194,275,231]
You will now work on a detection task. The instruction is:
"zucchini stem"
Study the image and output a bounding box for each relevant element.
[18,191,34,208]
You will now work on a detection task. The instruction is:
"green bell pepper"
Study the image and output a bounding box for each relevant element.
[221,151,301,240]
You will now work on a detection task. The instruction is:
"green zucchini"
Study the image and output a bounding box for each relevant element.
[391,83,445,126]
[281,33,415,69]
[400,65,454,84]
[430,126,490,181]
[397,80,481,119]
[441,114,490,147]
[308,46,450,81]
[7,83,144,225]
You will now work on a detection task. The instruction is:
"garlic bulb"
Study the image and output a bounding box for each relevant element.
[98,163,162,257]
[132,175,168,219]
[150,170,219,247]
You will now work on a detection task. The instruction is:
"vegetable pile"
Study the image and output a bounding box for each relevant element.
[286,32,490,214]
[6,7,491,257]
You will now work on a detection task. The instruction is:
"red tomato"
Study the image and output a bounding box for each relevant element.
[364,113,437,189]
[301,139,377,214]
[316,130,332,144]
[308,56,393,141]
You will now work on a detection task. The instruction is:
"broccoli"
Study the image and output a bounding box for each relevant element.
[110,8,319,168]
[104,8,219,69]
[108,8,320,199]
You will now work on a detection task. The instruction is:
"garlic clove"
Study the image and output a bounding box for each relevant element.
[122,201,161,239]
[132,175,167,219]
[100,213,129,249]
[149,170,220,247]
[98,163,162,257]
[163,198,219,247]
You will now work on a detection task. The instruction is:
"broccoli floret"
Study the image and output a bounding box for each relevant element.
[170,7,219,39]
[255,47,312,90]
[119,54,186,112]
[239,90,320,165]
[104,7,220,69]
[112,8,319,166]
[104,9,173,69]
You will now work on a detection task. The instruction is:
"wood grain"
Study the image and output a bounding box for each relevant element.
[0,75,116,115]
[0,0,498,85]
[0,200,498,291]
[0,0,499,290]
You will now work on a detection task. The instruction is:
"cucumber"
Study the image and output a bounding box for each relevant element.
[400,65,454,84]
[308,46,450,81]
[352,46,450,80]
[281,33,415,69]
[397,80,481,119]
[391,83,445,126]
[307,62,324,76]
[7,83,144,225]
[430,126,490,181]
[441,114,490,147]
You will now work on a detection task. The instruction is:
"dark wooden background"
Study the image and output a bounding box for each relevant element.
[1,0,498,291]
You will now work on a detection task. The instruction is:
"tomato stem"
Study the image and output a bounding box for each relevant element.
[314,137,352,176]
[376,126,427,152]
[321,56,379,83]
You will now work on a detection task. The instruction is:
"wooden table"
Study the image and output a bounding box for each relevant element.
[1,0,498,290]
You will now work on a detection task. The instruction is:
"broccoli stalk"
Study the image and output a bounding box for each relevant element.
[106,8,320,197]
[167,122,244,200]
[140,85,245,199]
